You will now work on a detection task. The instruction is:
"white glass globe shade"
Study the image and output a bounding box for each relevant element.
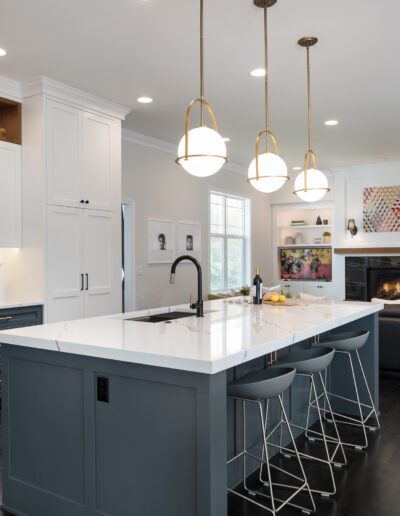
[248,152,288,193]
[294,168,329,202]
[177,126,227,177]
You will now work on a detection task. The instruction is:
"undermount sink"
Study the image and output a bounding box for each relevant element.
[126,311,197,323]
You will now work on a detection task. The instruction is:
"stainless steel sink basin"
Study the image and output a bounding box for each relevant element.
[126,311,196,323]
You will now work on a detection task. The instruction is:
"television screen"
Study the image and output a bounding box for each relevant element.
[280,247,332,281]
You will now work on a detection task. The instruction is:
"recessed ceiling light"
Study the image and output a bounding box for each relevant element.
[0,48,7,57]
[137,96,153,104]
[250,68,266,78]
[223,137,230,142]
[324,119,339,126]
[292,166,302,171]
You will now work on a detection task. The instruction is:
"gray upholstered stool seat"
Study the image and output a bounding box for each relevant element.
[316,329,380,450]
[319,330,369,352]
[227,367,296,401]
[277,347,335,374]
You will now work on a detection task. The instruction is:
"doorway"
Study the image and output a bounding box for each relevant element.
[122,201,135,312]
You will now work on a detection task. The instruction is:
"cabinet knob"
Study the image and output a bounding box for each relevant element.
[80,200,84,204]
[85,200,89,204]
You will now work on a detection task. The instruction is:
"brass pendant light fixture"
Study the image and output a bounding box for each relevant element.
[294,37,330,202]
[248,0,288,193]
[175,0,228,177]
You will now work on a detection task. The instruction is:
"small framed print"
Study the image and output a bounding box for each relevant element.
[147,219,176,264]
[177,222,201,260]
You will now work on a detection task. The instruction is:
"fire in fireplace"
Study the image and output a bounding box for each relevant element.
[367,268,400,301]
[376,279,400,300]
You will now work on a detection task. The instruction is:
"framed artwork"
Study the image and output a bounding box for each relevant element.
[147,219,176,264]
[177,222,201,260]
[280,247,332,281]
[363,186,400,233]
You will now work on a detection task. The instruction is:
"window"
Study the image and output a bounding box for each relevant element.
[209,191,250,292]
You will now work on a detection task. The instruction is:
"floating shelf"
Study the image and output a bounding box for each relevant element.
[278,245,332,249]
[278,225,332,230]
[0,97,22,145]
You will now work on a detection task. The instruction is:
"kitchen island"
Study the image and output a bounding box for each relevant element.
[0,299,381,516]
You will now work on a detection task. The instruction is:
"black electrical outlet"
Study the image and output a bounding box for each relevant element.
[97,376,109,403]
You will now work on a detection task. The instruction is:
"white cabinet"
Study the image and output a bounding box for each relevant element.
[282,282,304,298]
[46,99,117,211]
[47,206,83,322]
[47,101,82,208]
[47,206,121,323]
[303,282,333,298]
[0,141,21,247]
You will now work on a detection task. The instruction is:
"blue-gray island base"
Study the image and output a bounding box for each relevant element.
[1,311,379,516]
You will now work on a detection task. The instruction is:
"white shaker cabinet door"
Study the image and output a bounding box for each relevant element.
[46,100,82,208]
[82,112,116,211]
[47,206,84,323]
[0,141,21,247]
[82,210,121,318]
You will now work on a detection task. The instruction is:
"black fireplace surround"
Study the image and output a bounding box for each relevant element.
[346,256,400,372]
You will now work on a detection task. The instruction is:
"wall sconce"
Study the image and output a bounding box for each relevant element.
[347,219,358,236]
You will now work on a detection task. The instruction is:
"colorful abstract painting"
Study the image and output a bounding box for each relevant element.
[280,248,332,281]
[363,186,400,233]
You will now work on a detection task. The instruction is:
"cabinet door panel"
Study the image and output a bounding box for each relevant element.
[0,142,21,247]
[47,206,83,322]
[82,113,115,211]
[47,100,82,207]
[303,283,332,299]
[83,210,121,318]
[282,282,303,298]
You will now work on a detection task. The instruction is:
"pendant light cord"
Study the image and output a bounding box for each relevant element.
[200,0,205,126]
[264,7,269,152]
[306,46,312,155]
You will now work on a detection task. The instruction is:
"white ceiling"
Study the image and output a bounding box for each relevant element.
[1,0,400,170]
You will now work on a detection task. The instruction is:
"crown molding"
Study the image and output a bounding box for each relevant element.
[21,77,131,120]
[0,75,22,102]
[122,128,247,175]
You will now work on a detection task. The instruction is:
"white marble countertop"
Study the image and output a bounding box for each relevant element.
[0,300,43,310]
[0,299,382,374]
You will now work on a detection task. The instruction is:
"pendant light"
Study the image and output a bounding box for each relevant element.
[175,0,227,177]
[294,37,330,202]
[248,0,288,193]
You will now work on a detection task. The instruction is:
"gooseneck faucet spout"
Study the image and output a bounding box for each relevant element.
[170,256,204,317]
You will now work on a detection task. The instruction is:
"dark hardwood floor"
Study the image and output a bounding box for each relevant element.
[0,376,399,515]
[229,374,400,516]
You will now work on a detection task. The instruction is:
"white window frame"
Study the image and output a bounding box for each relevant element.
[209,190,251,293]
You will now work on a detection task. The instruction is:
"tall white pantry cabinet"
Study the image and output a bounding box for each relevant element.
[21,79,130,323]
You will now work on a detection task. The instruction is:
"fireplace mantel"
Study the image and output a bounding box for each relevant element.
[334,247,400,255]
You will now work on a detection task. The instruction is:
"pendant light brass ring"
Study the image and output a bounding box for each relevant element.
[175,97,227,164]
[248,129,289,182]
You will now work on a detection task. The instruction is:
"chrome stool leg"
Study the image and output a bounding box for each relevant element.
[320,350,380,450]
[228,396,316,515]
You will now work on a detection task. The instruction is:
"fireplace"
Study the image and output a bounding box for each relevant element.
[345,256,400,301]
[367,268,400,301]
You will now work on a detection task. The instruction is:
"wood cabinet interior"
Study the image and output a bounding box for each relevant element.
[0,97,22,145]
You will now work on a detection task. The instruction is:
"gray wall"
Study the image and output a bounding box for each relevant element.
[122,136,273,310]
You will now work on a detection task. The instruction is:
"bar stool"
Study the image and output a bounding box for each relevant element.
[316,330,380,450]
[227,367,315,515]
[266,347,346,498]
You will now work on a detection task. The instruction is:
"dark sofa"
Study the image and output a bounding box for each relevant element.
[379,305,400,372]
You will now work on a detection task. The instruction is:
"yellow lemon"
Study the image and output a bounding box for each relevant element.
[279,295,286,303]
[271,294,280,303]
